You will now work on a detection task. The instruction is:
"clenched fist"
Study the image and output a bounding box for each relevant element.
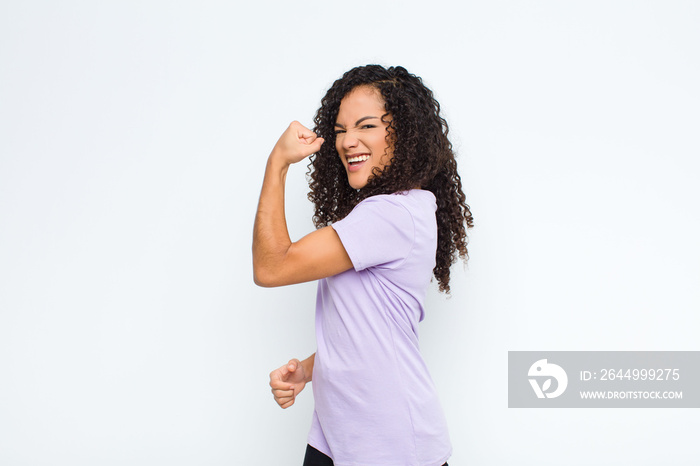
[269,358,309,409]
[270,121,325,166]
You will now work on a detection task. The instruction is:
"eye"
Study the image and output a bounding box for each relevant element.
[334,129,346,134]
[361,124,376,129]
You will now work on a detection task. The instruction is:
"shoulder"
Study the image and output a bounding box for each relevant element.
[353,190,436,215]
[332,190,436,237]
[330,191,436,272]
[332,190,435,244]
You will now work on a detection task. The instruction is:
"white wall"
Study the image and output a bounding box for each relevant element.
[1,1,698,464]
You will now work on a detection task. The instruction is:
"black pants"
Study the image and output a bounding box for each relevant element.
[303,444,448,466]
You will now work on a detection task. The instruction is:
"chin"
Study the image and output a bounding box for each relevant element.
[347,177,369,190]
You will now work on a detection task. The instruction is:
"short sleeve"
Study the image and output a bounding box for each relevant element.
[331,195,415,271]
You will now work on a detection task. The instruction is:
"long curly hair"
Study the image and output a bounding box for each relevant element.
[307,65,473,293]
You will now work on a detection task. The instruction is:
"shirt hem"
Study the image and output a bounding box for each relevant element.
[328,448,452,466]
[307,435,333,461]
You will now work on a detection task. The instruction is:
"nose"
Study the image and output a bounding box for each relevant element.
[341,132,359,150]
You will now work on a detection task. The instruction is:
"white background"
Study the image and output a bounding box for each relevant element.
[1,1,698,465]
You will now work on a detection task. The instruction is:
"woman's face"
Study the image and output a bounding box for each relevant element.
[335,86,393,189]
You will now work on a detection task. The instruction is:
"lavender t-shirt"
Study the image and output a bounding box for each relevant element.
[307,189,452,466]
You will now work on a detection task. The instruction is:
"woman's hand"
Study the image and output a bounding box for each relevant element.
[270,121,325,167]
[269,358,309,409]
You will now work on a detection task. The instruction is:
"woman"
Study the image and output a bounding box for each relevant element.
[253,65,473,466]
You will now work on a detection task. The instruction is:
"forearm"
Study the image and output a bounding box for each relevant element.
[301,353,315,383]
[252,154,292,286]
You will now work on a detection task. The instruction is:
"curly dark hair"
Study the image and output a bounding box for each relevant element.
[307,64,474,293]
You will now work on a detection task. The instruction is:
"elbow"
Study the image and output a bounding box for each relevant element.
[253,267,271,287]
[252,264,280,288]
[253,276,276,288]
[253,247,292,287]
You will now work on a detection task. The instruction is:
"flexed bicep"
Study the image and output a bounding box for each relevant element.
[254,225,353,287]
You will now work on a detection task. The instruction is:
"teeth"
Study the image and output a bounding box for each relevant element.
[347,155,370,163]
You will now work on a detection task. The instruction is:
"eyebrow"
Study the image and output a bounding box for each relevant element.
[334,116,379,128]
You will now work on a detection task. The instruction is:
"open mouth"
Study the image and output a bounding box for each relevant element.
[347,154,370,172]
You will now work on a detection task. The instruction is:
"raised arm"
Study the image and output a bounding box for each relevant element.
[252,121,353,287]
